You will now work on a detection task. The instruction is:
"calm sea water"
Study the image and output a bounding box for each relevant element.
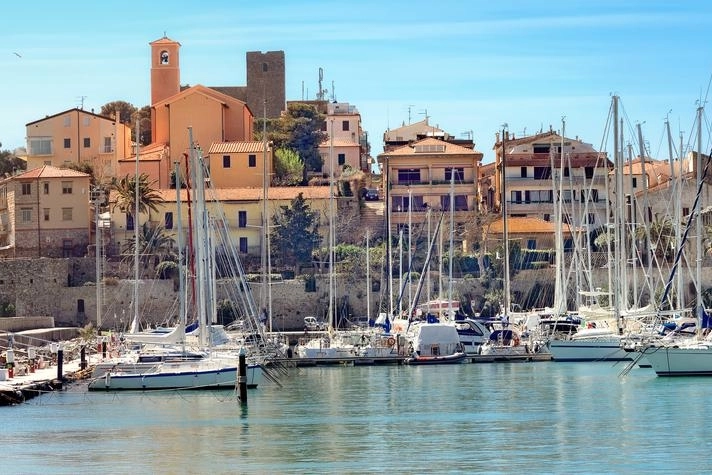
[3,361,712,474]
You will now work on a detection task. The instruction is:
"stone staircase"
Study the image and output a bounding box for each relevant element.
[361,201,386,237]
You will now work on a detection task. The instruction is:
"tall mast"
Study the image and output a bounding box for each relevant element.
[696,105,703,321]
[501,125,511,317]
[130,119,140,333]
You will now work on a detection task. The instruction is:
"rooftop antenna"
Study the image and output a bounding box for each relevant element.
[407,105,415,124]
[331,80,336,102]
[420,109,429,124]
[461,130,473,140]
[77,96,87,110]
[317,67,327,101]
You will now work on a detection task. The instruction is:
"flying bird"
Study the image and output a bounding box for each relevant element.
[13,52,21,58]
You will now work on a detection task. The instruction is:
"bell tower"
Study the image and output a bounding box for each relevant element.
[150,36,181,106]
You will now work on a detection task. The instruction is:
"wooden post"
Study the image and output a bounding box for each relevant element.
[57,348,64,381]
[238,348,247,405]
[80,346,87,370]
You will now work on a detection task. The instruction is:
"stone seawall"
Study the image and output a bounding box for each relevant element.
[3,256,712,331]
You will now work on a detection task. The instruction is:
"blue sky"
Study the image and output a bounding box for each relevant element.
[3,1,712,164]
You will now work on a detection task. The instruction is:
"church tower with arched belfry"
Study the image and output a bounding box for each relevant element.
[150,36,181,106]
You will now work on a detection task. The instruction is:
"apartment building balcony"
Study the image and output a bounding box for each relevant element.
[391,179,476,187]
[505,175,606,185]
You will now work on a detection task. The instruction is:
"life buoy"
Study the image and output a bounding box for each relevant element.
[386,337,396,347]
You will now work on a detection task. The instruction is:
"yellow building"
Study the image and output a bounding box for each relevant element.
[0,166,92,258]
[25,108,132,180]
[107,186,332,260]
[377,137,483,234]
[207,141,272,189]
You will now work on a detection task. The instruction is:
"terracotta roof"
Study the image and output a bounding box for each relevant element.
[110,186,332,203]
[208,142,269,154]
[380,137,482,157]
[153,84,246,110]
[150,36,180,46]
[15,165,90,179]
[119,142,168,162]
[384,119,445,142]
[26,107,116,127]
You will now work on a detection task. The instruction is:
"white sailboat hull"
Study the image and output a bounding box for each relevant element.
[642,344,712,376]
[548,336,630,362]
[88,360,262,390]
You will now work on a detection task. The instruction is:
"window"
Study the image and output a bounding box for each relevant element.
[521,167,527,178]
[43,182,49,194]
[397,168,421,185]
[44,208,50,221]
[527,239,536,250]
[160,50,169,64]
[587,213,596,225]
[62,182,73,194]
[239,237,248,253]
[563,167,570,177]
[590,189,599,202]
[529,190,552,203]
[683,207,690,216]
[561,190,572,203]
[83,137,91,148]
[63,116,71,127]
[533,167,551,180]
[21,208,32,222]
[83,116,91,126]
[338,153,345,166]
[126,214,134,231]
[342,120,350,131]
[533,144,550,154]
[62,208,72,221]
[543,214,551,222]
[165,212,173,230]
[511,190,522,204]
[238,211,247,228]
[440,195,468,211]
[223,155,231,168]
[632,177,638,188]
[64,138,71,149]
[585,167,594,179]
[62,239,73,257]
[248,154,256,167]
[445,167,464,182]
[21,183,31,195]
[29,137,52,155]
[103,137,112,153]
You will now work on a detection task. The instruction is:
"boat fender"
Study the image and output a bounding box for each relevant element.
[386,337,396,347]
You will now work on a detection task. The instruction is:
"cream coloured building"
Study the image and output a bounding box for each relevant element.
[0,166,92,258]
[25,108,132,180]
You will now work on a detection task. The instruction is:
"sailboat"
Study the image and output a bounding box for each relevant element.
[543,114,632,362]
[636,106,712,376]
[89,129,263,390]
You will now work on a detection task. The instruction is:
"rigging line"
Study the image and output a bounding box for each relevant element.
[659,150,712,311]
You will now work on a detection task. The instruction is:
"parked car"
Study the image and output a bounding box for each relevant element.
[304,316,326,331]
[364,188,380,201]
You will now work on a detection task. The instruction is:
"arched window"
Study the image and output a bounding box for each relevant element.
[160,50,169,64]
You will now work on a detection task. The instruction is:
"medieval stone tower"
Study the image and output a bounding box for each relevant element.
[244,51,286,119]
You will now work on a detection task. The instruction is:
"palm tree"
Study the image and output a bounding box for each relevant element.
[122,222,176,270]
[111,173,164,218]
[635,215,676,261]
